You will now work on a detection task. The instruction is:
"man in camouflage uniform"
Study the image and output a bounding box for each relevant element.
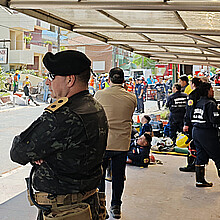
[10,50,108,220]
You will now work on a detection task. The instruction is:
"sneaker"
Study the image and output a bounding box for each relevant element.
[110,205,121,219]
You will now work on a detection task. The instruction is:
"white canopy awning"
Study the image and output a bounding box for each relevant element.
[2,0,220,67]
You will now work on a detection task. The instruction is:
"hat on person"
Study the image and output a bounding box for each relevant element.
[43,50,91,76]
[26,76,29,79]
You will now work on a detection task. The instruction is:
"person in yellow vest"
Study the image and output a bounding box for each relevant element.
[178,75,192,95]
[23,76,40,106]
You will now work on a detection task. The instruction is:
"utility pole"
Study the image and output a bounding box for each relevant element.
[57,27,60,52]
[112,46,117,68]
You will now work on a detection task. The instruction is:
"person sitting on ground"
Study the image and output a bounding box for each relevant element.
[127,133,152,168]
[139,115,153,137]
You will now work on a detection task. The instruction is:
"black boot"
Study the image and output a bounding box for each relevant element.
[179,155,195,172]
[195,165,213,187]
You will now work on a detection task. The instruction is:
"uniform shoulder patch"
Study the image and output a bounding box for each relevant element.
[188,100,193,106]
[45,97,68,113]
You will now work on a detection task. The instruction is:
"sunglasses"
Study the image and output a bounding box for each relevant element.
[48,72,56,81]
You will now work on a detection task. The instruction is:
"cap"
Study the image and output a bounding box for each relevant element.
[43,50,91,76]
[26,76,29,79]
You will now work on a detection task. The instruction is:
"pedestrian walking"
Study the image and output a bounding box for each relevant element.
[155,78,166,110]
[95,67,136,219]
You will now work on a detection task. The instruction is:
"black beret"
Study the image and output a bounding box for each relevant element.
[43,50,91,76]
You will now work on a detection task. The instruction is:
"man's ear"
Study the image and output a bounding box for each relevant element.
[67,75,76,87]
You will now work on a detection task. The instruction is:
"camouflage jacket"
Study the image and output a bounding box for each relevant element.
[10,90,108,195]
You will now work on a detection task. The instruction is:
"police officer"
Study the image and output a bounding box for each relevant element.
[192,82,220,187]
[166,83,187,143]
[127,133,152,168]
[135,78,144,113]
[10,50,108,219]
[179,77,202,172]
[155,77,166,110]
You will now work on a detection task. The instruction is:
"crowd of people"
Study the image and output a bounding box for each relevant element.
[4,70,51,106]
[9,49,220,220]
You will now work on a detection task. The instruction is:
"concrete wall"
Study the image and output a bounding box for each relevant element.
[20,74,43,87]
[68,44,113,73]
[9,50,34,65]
[30,44,47,54]
[0,6,35,31]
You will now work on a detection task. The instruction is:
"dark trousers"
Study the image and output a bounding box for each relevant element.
[169,121,183,143]
[99,151,127,206]
[193,127,220,169]
[157,92,165,110]
[137,97,144,112]
[37,192,100,220]
[13,84,18,93]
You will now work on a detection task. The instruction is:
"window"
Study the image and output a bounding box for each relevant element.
[93,61,105,71]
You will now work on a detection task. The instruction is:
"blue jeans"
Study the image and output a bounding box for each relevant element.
[43,89,49,102]
[99,150,127,206]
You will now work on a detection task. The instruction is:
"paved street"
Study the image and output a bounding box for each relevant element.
[0,104,46,175]
[1,100,219,220]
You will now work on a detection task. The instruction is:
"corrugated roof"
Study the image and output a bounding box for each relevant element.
[2,0,220,67]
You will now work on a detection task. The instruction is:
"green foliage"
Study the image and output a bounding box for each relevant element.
[44,40,53,45]
[21,69,36,76]
[0,70,6,91]
[60,46,66,51]
[210,67,216,74]
[24,33,32,44]
[160,110,170,120]
[132,54,157,70]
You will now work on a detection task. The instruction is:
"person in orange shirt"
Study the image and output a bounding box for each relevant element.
[89,75,94,87]
[98,79,102,90]
[13,72,19,94]
[127,77,134,93]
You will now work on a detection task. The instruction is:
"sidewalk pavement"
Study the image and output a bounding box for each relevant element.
[1,155,220,220]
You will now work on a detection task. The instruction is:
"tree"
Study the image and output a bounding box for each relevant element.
[24,33,32,44]
[0,66,6,91]
[132,54,157,70]
[44,40,53,45]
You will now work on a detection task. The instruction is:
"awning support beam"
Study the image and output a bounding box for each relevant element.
[72,26,220,36]
[9,1,220,12]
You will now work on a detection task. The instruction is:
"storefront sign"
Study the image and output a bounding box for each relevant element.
[0,48,8,64]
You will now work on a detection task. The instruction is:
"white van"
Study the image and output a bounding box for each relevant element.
[130,69,151,80]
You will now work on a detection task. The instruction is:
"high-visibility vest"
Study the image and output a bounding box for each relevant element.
[184,84,192,95]
[104,81,109,88]
[127,84,133,92]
